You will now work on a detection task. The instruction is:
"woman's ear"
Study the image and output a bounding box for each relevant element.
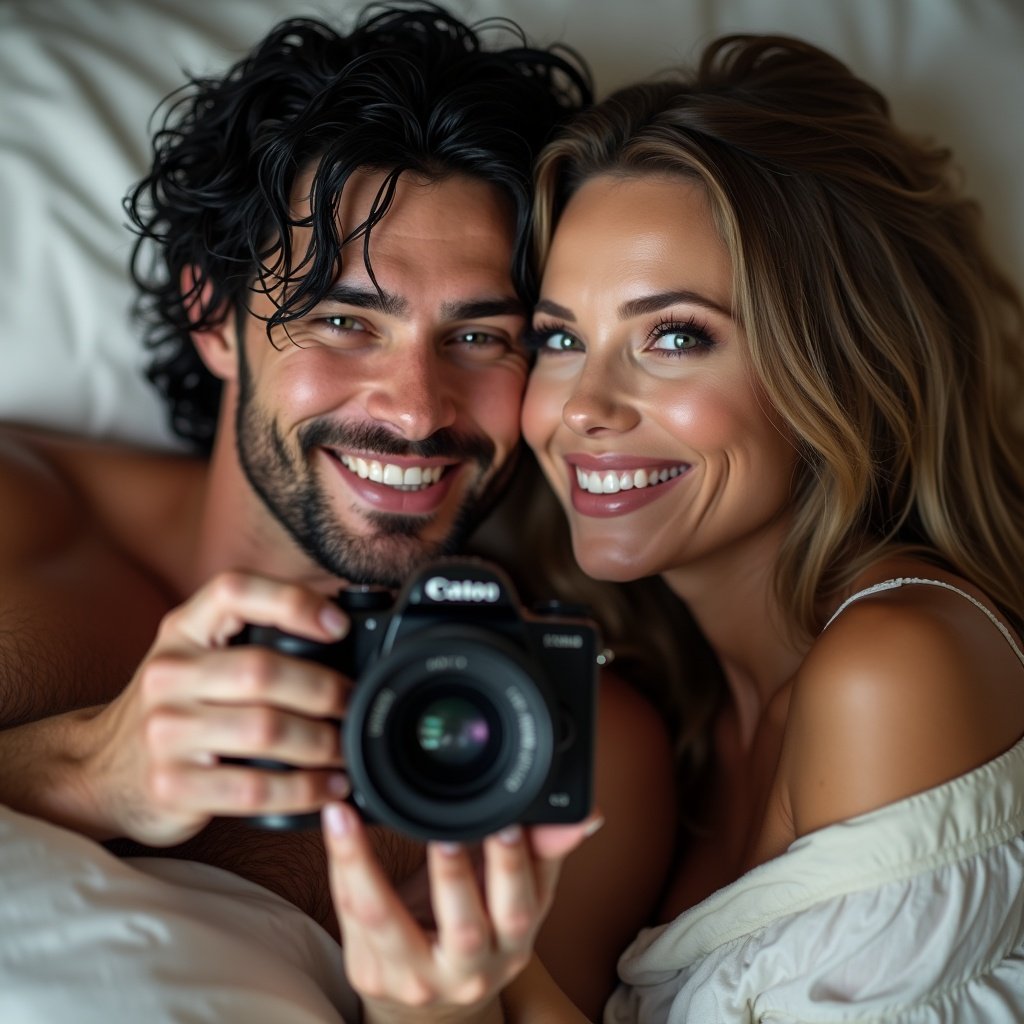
[182,266,239,382]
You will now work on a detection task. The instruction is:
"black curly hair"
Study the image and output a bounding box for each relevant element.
[125,1,592,451]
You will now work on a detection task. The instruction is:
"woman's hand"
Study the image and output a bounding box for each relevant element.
[323,801,602,1024]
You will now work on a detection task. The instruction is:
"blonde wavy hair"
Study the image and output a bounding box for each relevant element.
[533,33,1024,643]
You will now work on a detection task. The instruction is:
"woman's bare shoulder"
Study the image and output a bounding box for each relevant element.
[781,573,1024,838]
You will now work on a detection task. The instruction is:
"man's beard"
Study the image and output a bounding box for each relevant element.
[234,369,515,588]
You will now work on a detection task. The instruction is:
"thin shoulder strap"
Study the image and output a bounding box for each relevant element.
[823,576,1024,668]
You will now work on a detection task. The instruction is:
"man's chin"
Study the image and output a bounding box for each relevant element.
[326,534,452,588]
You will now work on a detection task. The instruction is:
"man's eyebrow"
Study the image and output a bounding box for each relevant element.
[322,284,408,317]
[618,290,732,320]
[440,297,526,320]
[319,288,524,322]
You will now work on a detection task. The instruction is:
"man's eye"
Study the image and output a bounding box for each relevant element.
[459,331,499,346]
[322,315,365,332]
[451,331,514,361]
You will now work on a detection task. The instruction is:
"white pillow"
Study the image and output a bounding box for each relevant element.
[2,0,1021,450]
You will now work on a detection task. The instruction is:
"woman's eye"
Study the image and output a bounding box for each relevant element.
[651,330,701,352]
[543,331,582,353]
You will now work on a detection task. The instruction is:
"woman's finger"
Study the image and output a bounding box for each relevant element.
[427,841,494,977]
[324,802,431,962]
[481,826,540,959]
[526,814,606,908]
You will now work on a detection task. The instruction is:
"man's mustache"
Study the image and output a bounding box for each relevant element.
[299,420,495,465]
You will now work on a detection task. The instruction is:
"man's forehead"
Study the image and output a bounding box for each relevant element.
[285,165,522,315]
[291,163,514,239]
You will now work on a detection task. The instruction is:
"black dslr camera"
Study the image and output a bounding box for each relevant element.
[234,558,599,842]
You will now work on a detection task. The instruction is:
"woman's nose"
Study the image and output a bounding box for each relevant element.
[561,366,640,436]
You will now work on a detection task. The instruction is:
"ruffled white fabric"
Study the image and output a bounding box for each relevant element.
[604,725,1024,1023]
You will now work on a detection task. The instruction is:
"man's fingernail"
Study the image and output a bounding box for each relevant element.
[328,773,351,798]
[319,605,348,637]
[323,802,351,838]
[583,815,605,838]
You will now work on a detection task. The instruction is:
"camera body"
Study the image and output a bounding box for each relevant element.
[236,558,599,842]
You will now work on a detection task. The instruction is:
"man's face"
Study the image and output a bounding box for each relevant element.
[235,170,528,586]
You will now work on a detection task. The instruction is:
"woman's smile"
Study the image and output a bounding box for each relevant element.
[523,173,798,583]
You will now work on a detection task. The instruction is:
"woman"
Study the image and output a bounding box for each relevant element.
[323,33,1024,1023]
[519,32,1024,1023]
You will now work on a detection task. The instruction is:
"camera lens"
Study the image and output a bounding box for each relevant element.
[413,691,493,767]
[344,627,557,841]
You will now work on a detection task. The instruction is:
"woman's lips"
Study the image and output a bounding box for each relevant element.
[566,456,690,518]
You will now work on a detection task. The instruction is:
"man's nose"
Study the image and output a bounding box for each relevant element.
[363,349,458,440]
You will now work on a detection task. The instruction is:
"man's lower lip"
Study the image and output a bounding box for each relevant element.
[569,471,686,518]
[326,452,461,514]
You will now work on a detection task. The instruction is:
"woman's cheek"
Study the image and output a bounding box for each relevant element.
[521,374,562,452]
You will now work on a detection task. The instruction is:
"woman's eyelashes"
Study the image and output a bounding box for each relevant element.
[524,315,719,357]
[646,316,718,357]
[523,322,583,354]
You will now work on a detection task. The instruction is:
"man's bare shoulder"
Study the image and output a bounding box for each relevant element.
[782,580,1024,837]
[0,426,205,719]
[0,425,203,568]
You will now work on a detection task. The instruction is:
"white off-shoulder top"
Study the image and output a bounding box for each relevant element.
[605,579,1024,1024]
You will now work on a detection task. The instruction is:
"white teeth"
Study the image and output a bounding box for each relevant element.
[339,455,444,491]
[575,464,687,494]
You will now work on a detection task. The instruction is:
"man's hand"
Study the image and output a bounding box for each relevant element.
[77,571,352,846]
[323,800,602,1024]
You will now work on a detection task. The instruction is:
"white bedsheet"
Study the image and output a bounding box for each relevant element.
[1,0,1022,448]
[0,806,359,1023]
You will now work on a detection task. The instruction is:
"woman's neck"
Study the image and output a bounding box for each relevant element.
[662,518,804,749]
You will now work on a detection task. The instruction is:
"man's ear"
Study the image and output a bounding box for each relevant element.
[182,266,239,382]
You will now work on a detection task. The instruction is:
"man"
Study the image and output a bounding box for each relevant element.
[0,5,676,1020]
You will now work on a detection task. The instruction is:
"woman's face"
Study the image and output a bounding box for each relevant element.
[522,173,798,584]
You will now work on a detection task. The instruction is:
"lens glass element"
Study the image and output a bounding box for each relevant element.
[415,695,491,766]
[398,682,502,793]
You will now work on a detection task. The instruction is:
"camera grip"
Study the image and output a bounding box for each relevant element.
[226,623,342,831]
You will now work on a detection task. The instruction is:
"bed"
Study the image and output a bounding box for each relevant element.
[1,0,1022,1020]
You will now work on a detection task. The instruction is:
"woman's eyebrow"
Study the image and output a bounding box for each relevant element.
[618,290,731,319]
[534,298,575,320]
[534,290,732,323]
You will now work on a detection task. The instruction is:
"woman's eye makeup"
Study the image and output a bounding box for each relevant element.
[524,315,719,357]
[646,316,718,356]
[523,323,582,354]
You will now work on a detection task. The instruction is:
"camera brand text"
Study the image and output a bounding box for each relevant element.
[424,576,501,603]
